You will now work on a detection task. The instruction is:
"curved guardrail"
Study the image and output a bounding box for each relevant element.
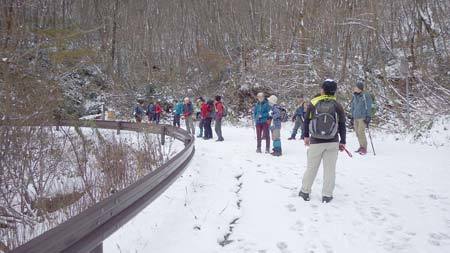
[1,120,195,253]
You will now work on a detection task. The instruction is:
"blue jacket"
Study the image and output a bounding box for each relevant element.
[147,104,155,115]
[351,92,372,119]
[253,99,271,125]
[134,105,144,117]
[293,105,305,121]
[174,102,184,115]
[271,104,282,129]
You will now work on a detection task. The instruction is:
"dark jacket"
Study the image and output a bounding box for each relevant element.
[303,95,346,144]
[253,99,271,125]
[147,104,155,116]
[292,103,306,122]
[183,102,194,117]
[134,104,145,117]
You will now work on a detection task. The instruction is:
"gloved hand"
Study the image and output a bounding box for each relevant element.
[304,137,310,147]
[364,117,371,126]
[339,143,346,152]
[266,119,272,126]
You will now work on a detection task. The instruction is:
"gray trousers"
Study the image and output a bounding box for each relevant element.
[215,117,223,139]
[301,142,339,197]
[185,116,195,135]
[291,117,304,138]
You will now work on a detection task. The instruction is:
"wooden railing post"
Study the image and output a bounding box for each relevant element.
[161,126,166,145]
[116,121,121,135]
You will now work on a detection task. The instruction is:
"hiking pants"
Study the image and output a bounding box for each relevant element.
[155,113,161,124]
[354,118,368,149]
[215,117,223,139]
[291,117,304,139]
[173,114,181,127]
[147,113,154,123]
[272,128,282,152]
[198,118,205,137]
[301,142,339,197]
[256,123,270,151]
[204,118,213,139]
[185,115,195,135]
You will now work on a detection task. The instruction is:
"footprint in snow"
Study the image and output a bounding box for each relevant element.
[429,232,450,246]
[321,240,334,253]
[264,178,275,183]
[276,242,290,253]
[291,220,304,236]
[286,203,296,212]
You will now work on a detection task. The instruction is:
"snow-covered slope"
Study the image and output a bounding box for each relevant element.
[104,125,450,253]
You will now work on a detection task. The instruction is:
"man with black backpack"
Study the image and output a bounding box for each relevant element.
[351,81,373,155]
[298,79,347,203]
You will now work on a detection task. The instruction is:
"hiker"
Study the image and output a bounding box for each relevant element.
[202,99,215,139]
[253,92,271,153]
[268,95,283,156]
[154,101,163,124]
[133,99,145,123]
[197,97,205,138]
[214,95,225,141]
[288,96,307,140]
[351,81,372,155]
[173,100,183,127]
[147,101,155,123]
[298,79,347,203]
[183,97,195,135]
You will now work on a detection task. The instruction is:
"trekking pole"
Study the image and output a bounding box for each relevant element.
[367,126,376,156]
[343,146,353,158]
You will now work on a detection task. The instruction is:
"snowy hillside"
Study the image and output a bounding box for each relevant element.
[104,124,450,253]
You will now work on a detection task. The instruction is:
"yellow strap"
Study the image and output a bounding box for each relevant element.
[311,95,336,106]
[309,95,337,119]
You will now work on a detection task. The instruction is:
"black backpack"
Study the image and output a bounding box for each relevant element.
[279,107,289,122]
[309,100,338,140]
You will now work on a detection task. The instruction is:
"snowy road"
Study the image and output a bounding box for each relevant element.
[104,125,450,253]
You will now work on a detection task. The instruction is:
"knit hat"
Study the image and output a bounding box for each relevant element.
[322,79,337,94]
[355,81,364,90]
[268,95,278,105]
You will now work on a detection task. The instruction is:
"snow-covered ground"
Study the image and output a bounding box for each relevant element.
[104,124,450,253]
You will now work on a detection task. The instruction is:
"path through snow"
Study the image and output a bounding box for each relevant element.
[104,125,450,253]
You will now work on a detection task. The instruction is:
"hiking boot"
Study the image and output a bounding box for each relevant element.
[256,148,262,153]
[298,191,310,201]
[322,196,333,203]
[288,136,295,140]
[359,147,367,155]
[354,147,362,153]
[271,151,282,157]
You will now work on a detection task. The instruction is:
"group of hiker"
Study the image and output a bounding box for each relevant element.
[133,79,374,203]
[133,95,225,142]
[253,79,373,203]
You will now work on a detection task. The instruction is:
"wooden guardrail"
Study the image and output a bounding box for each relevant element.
[1,120,195,253]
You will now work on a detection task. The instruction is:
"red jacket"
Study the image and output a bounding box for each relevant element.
[200,103,210,119]
[215,101,224,119]
[155,104,163,114]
